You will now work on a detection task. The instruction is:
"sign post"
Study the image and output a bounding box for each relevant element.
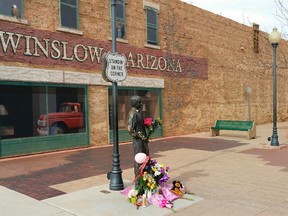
[105,0,125,191]
[105,52,127,82]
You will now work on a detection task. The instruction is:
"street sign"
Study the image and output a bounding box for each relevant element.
[104,51,127,82]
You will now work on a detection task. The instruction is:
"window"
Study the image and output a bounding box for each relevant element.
[108,88,161,129]
[0,0,22,18]
[146,7,158,45]
[0,84,86,139]
[108,88,162,142]
[60,0,78,29]
[112,0,126,39]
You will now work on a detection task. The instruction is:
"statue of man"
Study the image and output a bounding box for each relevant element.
[127,95,149,187]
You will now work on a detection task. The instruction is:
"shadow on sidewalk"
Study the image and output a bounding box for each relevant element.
[240,147,288,172]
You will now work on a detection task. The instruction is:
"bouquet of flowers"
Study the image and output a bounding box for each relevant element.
[150,159,170,186]
[144,117,162,139]
[127,188,138,204]
[138,171,157,193]
[137,159,169,196]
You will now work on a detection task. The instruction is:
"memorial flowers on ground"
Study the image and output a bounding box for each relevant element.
[121,152,187,210]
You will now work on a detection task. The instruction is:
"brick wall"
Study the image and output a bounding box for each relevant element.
[159,0,288,136]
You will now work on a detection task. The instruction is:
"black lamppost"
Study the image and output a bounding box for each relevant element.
[108,0,124,190]
[268,27,281,146]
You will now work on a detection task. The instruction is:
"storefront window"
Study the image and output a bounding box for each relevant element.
[109,88,161,130]
[0,84,86,139]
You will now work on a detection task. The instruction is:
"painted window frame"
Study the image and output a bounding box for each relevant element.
[60,0,79,30]
[146,6,158,46]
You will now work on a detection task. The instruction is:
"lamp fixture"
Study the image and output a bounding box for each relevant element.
[268,27,281,44]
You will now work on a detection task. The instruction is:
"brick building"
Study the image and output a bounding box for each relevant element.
[0,0,288,157]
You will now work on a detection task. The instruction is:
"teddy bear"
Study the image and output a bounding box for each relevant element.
[171,180,185,197]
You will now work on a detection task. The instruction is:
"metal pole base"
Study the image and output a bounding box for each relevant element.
[270,134,279,146]
[108,171,124,190]
[269,127,279,146]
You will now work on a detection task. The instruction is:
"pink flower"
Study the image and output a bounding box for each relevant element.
[159,199,172,208]
[144,118,153,127]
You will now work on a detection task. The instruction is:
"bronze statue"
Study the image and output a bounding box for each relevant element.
[127,95,149,187]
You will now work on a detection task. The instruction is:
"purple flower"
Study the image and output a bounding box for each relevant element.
[159,174,170,183]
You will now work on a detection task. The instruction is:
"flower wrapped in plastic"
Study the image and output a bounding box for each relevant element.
[147,193,173,209]
[138,171,157,192]
[151,160,170,186]
[144,117,162,139]
[135,157,170,197]
[128,188,138,204]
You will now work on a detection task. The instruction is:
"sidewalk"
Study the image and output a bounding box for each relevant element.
[1,122,288,215]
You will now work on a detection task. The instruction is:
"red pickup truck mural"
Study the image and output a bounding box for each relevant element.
[37,102,84,135]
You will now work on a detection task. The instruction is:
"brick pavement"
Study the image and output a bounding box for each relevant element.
[0,137,246,200]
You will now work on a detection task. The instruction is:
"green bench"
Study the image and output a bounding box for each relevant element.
[210,120,256,139]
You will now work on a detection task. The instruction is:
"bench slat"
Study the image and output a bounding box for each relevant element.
[214,120,253,131]
[211,127,250,131]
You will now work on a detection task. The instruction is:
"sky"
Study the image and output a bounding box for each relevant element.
[180,0,285,35]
